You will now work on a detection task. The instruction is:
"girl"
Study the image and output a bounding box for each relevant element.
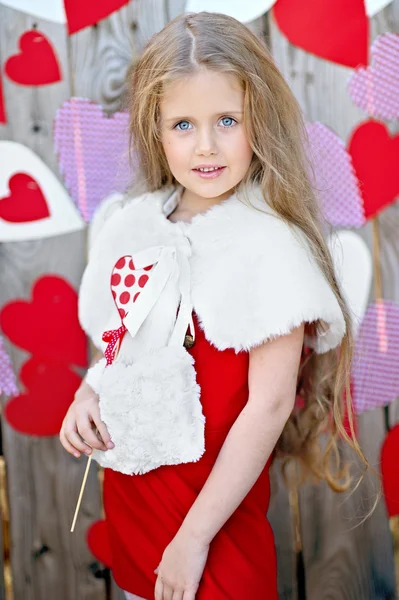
[60,11,367,600]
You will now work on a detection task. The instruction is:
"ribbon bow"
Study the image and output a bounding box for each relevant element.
[102,324,127,365]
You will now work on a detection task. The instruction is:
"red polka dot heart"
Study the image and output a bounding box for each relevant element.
[111,255,155,320]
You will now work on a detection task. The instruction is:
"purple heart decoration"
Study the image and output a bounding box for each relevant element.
[352,300,399,414]
[305,122,365,229]
[54,97,135,222]
[0,335,18,397]
[348,33,399,121]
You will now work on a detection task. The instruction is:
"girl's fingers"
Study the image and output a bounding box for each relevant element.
[161,584,173,600]
[59,431,81,458]
[76,417,107,451]
[154,576,163,600]
[66,429,93,454]
[91,408,114,449]
[172,589,184,600]
[182,592,196,600]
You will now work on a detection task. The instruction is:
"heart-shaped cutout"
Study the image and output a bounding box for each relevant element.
[64,0,130,34]
[351,300,399,414]
[111,255,155,320]
[348,33,399,121]
[0,141,84,241]
[5,30,61,86]
[5,357,82,436]
[348,120,399,220]
[273,0,369,68]
[54,98,132,222]
[306,122,365,228]
[86,519,112,568]
[0,173,50,223]
[0,275,88,367]
[381,425,399,517]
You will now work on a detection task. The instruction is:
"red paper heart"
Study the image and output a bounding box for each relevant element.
[0,74,6,124]
[86,520,112,568]
[5,30,61,86]
[0,275,88,367]
[381,425,399,517]
[111,255,155,320]
[0,173,50,223]
[65,0,130,35]
[348,121,399,220]
[5,357,81,436]
[273,0,369,68]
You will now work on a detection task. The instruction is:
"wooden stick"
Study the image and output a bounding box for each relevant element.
[70,453,93,533]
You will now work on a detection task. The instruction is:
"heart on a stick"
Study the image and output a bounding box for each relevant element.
[5,30,61,86]
[86,519,112,568]
[5,357,82,436]
[111,255,155,320]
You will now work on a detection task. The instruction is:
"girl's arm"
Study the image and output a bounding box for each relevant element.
[155,324,305,599]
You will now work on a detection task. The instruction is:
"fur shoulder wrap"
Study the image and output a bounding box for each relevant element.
[78,184,345,475]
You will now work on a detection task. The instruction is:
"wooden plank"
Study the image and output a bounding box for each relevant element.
[269,2,399,598]
[0,6,105,600]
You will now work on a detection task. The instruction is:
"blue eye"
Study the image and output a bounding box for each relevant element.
[174,120,192,131]
[220,117,236,127]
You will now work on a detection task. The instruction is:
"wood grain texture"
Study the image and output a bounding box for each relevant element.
[270,2,399,598]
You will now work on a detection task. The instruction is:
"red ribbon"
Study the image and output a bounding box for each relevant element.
[102,324,127,366]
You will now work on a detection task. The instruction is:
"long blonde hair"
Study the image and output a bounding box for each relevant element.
[126,11,371,492]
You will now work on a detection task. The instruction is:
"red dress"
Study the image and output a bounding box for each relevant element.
[103,311,278,599]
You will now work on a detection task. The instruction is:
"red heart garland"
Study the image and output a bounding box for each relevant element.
[348,120,399,220]
[65,0,130,35]
[0,275,88,368]
[381,425,399,517]
[273,0,369,68]
[5,30,61,86]
[4,357,81,436]
[0,173,50,223]
[86,520,112,568]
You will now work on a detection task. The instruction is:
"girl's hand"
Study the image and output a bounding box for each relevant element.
[59,380,114,458]
[154,530,209,600]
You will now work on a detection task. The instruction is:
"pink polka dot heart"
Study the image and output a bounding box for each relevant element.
[111,255,155,320]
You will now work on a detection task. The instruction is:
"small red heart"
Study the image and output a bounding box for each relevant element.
[348,121,399,220]
[65,0,130,35]
[86,520,112,568]
[5,357,81,436]
[381,425,399,517]
[0,275,88,367]
[5,30,61,86]
[111,255,155,320]
[273,0,368,68]
[0,173,50,223]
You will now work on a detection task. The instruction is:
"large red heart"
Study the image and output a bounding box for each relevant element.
[381,425,399,517]
[65,0,130,35]
[0,275,88,367]
[273,0,369,68]
[0,173,50,223]
[86,520,112,568]
[111,255,155,320]
[5,357,81,436]
[348,121,399,220]
[5,30,61,86]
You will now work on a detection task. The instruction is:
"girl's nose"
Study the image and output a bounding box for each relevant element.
[195,127,217,156]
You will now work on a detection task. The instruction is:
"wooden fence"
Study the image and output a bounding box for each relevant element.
[0,1,398,598]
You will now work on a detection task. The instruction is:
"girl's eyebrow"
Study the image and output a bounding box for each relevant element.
[163,110,244,124]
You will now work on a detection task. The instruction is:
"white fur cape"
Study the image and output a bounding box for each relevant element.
[78,184,345,475]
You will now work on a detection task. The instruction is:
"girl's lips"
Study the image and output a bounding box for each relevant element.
[192,166,226,179]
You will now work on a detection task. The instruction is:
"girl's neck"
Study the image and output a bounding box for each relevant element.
[179,186,235,216]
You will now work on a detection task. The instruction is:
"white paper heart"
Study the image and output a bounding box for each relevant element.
[328,230,372,337]
[185,0,276,23]
[0,0,66,23]
[0,141,84,241]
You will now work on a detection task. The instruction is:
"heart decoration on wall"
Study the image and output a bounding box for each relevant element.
[381,424,399,517]
[348,33,399,121]
[54,98,132,222]
[348,120,399,220]
[0,336,18,397]
[86,519,112,568]
[4,357,82,436]
[0,275,88,368]
[306,122,366,228]
[0,141,84,241]
[5,30,61,86]
[351,300,399,414]
[0,0,129,35]
[185,0,276,23]
[273,0,369,68]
